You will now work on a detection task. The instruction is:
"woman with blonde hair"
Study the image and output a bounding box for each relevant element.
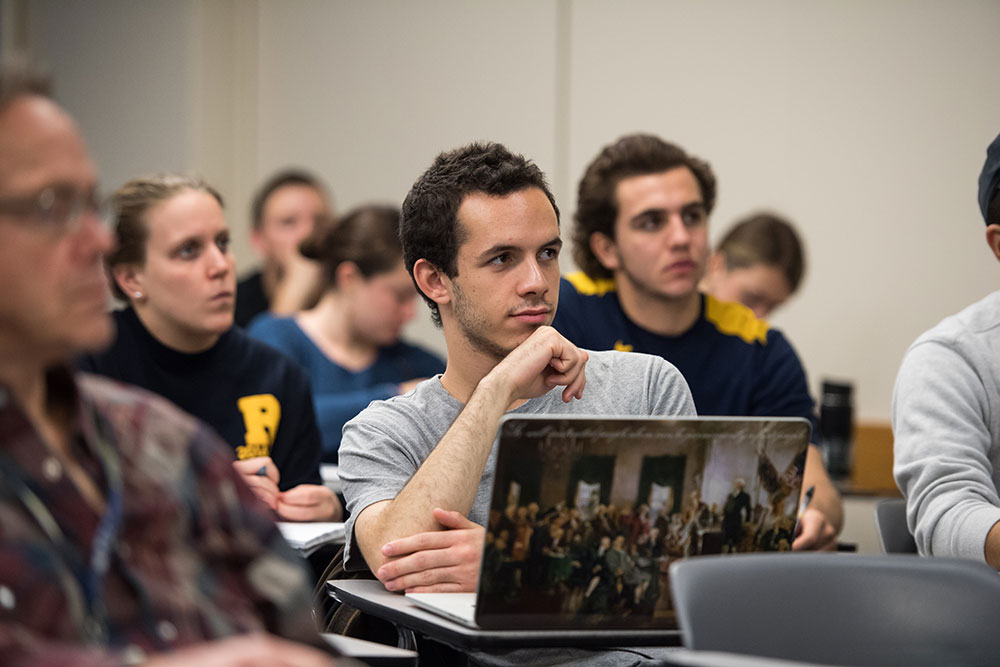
[79,173,341,521]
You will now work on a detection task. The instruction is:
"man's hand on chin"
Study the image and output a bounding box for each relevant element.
[375,508,484,593]
[490,325,589,406]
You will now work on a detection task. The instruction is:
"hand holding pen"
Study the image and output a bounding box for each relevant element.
[798,485,816,518]
[232,456,281,511]
[792,484,837,551]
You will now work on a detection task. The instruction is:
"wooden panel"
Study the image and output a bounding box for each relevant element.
[847,421,901,497]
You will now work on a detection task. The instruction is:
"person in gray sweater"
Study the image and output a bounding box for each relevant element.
[893,130,1000,569]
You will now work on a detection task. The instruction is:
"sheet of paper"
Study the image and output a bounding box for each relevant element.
[276,521,345,550]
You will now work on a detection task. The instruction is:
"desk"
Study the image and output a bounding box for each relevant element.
[327,580,681,652]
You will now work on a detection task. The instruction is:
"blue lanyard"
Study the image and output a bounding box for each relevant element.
[83,441,124,625]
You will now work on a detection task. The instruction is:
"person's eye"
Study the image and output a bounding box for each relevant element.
[38,188,76,223]
[216,235,231,253]
[177,242,199,259]
[489,253,511,266]
[540,246,560,261]
[633,212,664,231]
[682,208,706,226]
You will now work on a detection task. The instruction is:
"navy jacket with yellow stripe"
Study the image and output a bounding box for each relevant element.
[552,273,818,434]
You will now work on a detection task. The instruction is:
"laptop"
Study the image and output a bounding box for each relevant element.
[406,414,811,630]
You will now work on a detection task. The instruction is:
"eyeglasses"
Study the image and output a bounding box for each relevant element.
[0,185,107,234]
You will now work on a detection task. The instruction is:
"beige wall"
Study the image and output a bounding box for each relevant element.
[19,0,1000,420]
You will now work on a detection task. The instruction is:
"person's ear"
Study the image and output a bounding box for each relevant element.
[412,259,451,309]
[112,264,145,303]
[589,232,620,272]
[987,224,1000,263]
[334,261,362,290]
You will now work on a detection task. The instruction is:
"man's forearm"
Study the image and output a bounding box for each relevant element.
[355,375,511,569]
[984,521,1000,570]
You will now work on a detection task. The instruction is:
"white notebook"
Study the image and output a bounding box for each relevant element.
[277,521,345,552]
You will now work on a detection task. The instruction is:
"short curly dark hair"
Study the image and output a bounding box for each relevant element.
[573,134,716,279]
[400,142,559,326]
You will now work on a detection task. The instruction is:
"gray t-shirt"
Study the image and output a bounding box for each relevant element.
[339,349,695,571]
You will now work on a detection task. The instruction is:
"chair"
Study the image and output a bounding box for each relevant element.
[874,497,917,554]
[669,553,1000,666]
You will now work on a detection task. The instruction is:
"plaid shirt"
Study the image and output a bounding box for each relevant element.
[0,369,320,666]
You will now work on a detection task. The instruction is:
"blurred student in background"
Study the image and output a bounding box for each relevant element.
[235,169,334,327]
[249,204,444,462]
[78,173,342,521]
[702,212,806,319]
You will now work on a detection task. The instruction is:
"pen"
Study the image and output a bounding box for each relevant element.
[791,485,815,540]
[798,485,816,517]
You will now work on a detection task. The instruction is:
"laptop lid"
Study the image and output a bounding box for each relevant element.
[473,414,811,630]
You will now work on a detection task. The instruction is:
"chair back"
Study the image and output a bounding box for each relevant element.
[670,553,1000,666]
[874,497,917,554]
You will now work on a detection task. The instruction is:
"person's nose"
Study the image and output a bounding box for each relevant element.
[518,257,549,296]
[206,244,231,278]
[73,208,113,258]
[663,213,691,249]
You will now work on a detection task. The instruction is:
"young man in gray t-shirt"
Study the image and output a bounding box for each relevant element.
[338,143,695,592]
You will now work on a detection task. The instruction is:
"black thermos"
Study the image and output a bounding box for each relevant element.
[820,380,854,480]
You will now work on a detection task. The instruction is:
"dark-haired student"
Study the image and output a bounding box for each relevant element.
[553,133,842,549]
[78,173,342,523]
[248,204,444,463]
[338,141,696,665]
[0,59,336,665]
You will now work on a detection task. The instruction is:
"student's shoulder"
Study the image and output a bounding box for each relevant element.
[245,311,299,339]
[702,294,773,345]
[347,377,456,427]
[562,271,618,297]
[555,274,627,344]
[558,272,621,318]
[586,348,684,381]
[912,290,1000,350]
[227,326,311,384]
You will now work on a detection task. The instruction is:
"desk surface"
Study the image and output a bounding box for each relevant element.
[328,580,681,650]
